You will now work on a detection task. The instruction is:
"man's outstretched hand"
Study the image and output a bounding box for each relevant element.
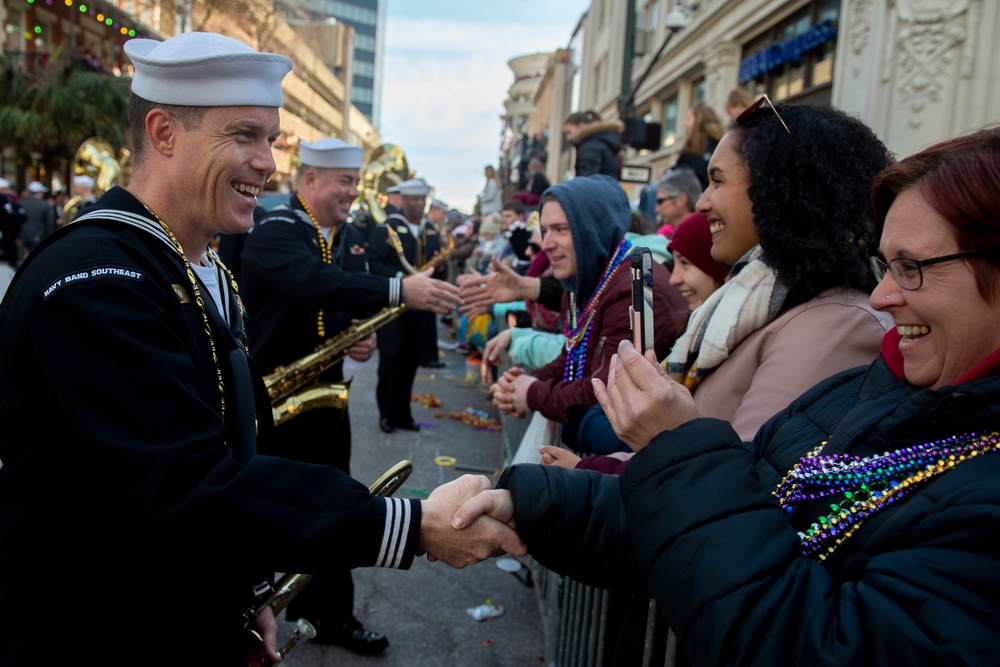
[419,475,527,568]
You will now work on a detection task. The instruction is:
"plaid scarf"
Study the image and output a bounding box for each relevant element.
[665,245,787,391]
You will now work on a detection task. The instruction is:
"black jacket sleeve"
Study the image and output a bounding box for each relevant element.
[498,463,647,593]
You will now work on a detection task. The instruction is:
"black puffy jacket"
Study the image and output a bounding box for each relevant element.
[502,358,1000,666]
[572,120,624,178]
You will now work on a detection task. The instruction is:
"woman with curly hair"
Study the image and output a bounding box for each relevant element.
[552,102,895,470]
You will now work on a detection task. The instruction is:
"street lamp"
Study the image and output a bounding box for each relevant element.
[619,4,693,150]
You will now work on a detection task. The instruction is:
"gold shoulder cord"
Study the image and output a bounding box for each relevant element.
[385,224,419,275]
[144,206,229,421]
[297,193,333,337]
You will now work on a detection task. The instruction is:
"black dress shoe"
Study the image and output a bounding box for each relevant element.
[421,359,447,369]
[312,618,390,654]
[379,418,395,434]
[397,420,421,431]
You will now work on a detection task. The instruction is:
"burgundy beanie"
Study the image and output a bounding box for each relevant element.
[667,213,730,283]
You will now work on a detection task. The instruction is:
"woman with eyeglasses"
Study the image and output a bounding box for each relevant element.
[455,127,1000,666]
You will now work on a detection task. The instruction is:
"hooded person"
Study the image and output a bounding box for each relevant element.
[564,111,625,179]
[488,174,688,422]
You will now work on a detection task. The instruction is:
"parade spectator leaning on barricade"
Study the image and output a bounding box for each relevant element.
[451,122,1000,667]
[484,174,688,424]
[554,101,895,471]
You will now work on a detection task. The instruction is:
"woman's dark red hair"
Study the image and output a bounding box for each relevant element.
[871,126,1000,301]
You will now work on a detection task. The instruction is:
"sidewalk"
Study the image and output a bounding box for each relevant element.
[277,323,546,666]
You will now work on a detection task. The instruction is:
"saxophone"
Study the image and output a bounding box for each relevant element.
[264,225,455,428]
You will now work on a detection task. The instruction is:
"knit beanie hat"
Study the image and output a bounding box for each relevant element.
[667,213,730,283]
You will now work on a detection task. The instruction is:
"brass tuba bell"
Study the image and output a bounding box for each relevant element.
[62,137,129,222]
[360,143,411,224]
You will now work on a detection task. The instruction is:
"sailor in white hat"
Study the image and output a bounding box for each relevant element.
[366,177,454,430]
[384,182,403,215]
[0,32,515,667]
[67,174,99,222]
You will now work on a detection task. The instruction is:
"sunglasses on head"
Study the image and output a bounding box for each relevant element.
[735,94,791,134]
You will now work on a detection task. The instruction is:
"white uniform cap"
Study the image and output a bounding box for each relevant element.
[27,181,48,194]
[299,138,363,170]
[124,32,292,107]
[397,179,430,197]
[0,178,10,188]
[429,198,448,211]
[385,185,401,194]
[73,175,95,188]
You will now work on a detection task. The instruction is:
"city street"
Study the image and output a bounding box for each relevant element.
[275,326,547,666]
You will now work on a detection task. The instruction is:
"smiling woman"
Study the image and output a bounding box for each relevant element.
[455,125,1000,667]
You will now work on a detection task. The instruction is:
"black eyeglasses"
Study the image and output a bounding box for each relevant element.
[656,195,680,205]
[735,94,791,134]
[869,250,994,290]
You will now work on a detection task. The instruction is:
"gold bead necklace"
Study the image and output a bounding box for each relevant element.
[296,193,332,338]
[143,205,230,421]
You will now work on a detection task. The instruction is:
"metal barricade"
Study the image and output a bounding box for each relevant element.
[527,557,680,667]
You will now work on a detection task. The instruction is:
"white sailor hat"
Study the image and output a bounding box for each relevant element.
[299,138,363,170]
[0,178,10,188]
[385,184,401,194]
[124,32,292,107]
[73,175,95,188]
[27,181,48,194]
[429,198,448,210]
[397,179,431,197]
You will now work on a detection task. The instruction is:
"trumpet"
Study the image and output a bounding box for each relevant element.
[246,460,413,660]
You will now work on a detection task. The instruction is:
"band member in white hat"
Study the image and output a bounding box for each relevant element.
[0,32,523,667]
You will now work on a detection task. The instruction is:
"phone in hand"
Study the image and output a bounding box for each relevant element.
[629,246,654,353]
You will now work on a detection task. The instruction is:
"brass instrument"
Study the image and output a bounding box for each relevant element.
[62,137,129,221]
[246,460,414,660]
[360,143,411,224]
[264,228,457,428]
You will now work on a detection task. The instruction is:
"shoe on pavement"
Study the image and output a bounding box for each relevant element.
[313,618,390,654]
[422,360,447,369]
[379,418,395,434]
[396,419,421,431]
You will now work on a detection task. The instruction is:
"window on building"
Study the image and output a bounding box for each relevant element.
[692,77,706,103]
[661,94,678,148]
[738,0,839,103]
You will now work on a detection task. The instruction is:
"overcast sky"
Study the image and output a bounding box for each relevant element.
[380,1,590,214]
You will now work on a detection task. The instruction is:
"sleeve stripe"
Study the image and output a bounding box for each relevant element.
[375,497,411,569]
[389,277,401,307]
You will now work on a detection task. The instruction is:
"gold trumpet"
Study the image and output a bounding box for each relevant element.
[246,460,413,661]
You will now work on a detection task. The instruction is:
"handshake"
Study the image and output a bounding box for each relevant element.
[417,474,524,567]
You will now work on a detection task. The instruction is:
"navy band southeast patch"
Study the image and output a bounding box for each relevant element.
[42,267,145,300]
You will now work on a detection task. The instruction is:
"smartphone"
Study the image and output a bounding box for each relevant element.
[630,246,654,353]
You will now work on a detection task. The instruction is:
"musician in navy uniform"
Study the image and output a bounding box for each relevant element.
[0,32,522,667]
[367,179,448,433]
[239,138,395,653]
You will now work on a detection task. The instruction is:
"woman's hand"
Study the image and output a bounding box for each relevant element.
[539,445,581,469]
[593,340,700,452]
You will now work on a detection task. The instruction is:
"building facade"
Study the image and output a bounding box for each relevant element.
[0,0,381,190]
[504,0,1000,202]
[286,0,385,128]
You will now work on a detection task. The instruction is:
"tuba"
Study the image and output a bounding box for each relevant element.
[359,143,411,224]
[62,137,128,221]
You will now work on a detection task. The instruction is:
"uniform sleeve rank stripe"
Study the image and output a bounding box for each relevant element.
[375,497,411,569]
[42,267,145,300]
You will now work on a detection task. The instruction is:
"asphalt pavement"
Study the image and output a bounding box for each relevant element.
[274,322,547,667]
